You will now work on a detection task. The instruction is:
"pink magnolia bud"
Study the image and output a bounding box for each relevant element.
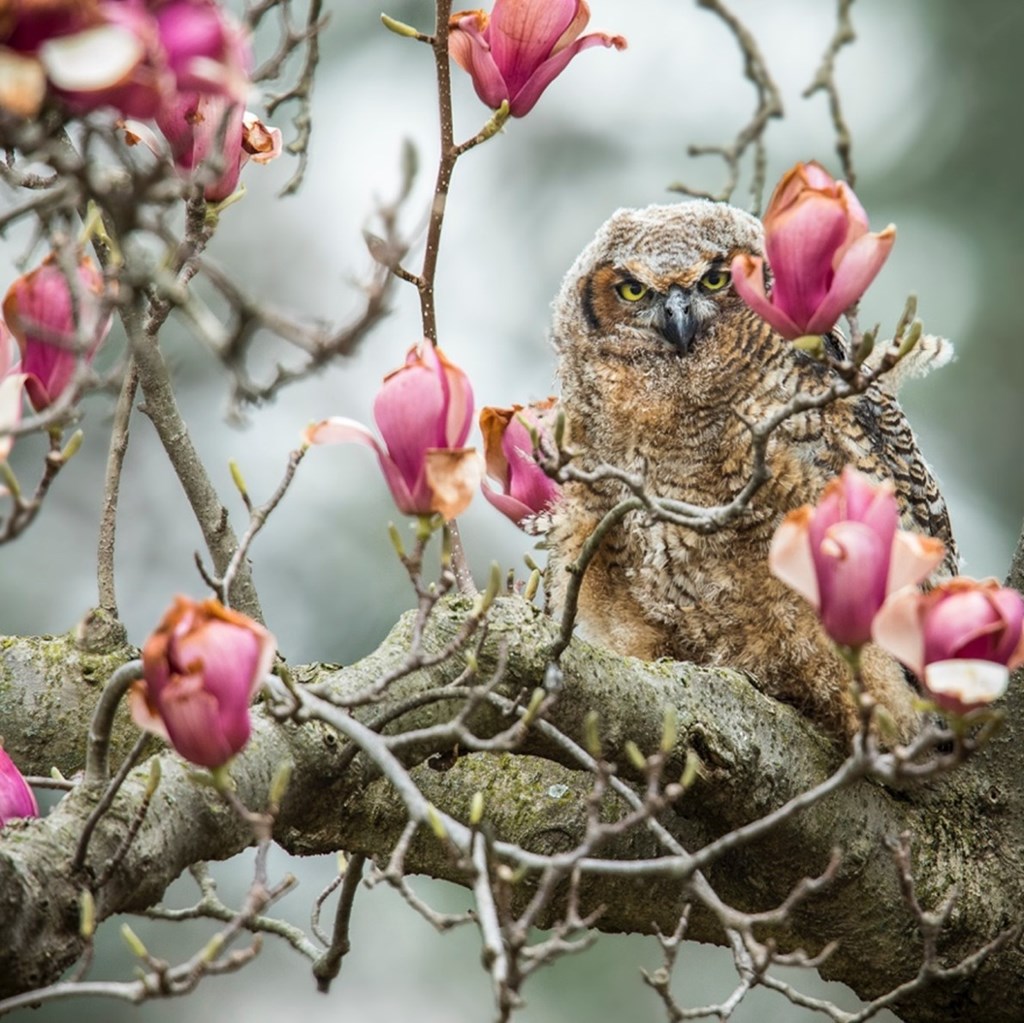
[2,253,111,411]
[732,161,896,340]
[154,93,281,202]
[770,467,945,649]
[480,399,561,527]
[0,745,39,827]
[305,342,482,521]
[131,596,276,769]
[449,0,626,117]
[873,579,1024,715]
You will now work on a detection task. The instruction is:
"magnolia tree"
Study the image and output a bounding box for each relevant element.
[0,2,1022,1022]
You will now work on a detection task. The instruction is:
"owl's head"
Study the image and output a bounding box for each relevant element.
[552,200,765,359]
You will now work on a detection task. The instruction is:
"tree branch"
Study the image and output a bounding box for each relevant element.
[0,596,1021,1020]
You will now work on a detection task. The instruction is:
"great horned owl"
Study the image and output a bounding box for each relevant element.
[546,200,956,742]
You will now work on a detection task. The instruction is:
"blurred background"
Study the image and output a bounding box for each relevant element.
[3,0,1021,1019]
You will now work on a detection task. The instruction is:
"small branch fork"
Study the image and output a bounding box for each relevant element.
[195,445,308,607]
[247,0,328,197]
[672,0,859,210]
[0,847,299,1018]
[670,0,783,213]
[804,0,859,186]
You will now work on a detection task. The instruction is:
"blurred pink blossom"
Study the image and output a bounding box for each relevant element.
[154,94,281,201]
[0,745,39,827]
[0,0,251,118]
[2,253,111,411]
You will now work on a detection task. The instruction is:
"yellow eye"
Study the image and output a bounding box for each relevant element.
[616,279,649,302]
[700,269,731,292]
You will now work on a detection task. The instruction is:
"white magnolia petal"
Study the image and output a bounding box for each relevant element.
[40,25,144,92]
[924,659,1009,708]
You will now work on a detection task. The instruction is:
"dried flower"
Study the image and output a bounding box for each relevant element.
[131,596,276,769]
[873,578,1024,715]
[305,342,481,521]
[770,467,945,648]
[732,161,896,340]
[480,398,561,527]
[449,0,626,117]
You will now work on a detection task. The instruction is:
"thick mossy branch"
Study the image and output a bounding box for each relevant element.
[0,597,1022,1022]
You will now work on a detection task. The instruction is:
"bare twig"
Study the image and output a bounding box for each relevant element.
[96,359,139,617]
[670,0,783,212]
[311,853,366,991]
[803,0,858,185]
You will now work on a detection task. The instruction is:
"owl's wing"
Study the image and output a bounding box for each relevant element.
[850,383,959,574]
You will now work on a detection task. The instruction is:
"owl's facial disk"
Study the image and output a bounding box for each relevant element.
[584,262,734,357]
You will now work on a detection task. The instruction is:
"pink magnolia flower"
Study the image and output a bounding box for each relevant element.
[480,398,561,527]
[305,342,482,521]
[449,0,626,117]
[1,0,250,118]
[39,1,169,118]
[153,93,281,201]
[770,467,946,649]
[0,745,38,827]
[131,596,277,769]
[732,161,896,340]
[873,579,1024,715]
[2,253,111,411]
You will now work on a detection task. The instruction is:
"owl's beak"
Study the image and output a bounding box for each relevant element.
[661,285,697,353]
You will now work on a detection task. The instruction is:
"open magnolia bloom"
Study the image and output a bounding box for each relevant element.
[732,161,896,340]
[770,467,946,648]
[448,0,626,117]
[305,342,482,521]
[873,578,1024,715]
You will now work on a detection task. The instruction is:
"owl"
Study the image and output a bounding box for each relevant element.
[546,200,956,742]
